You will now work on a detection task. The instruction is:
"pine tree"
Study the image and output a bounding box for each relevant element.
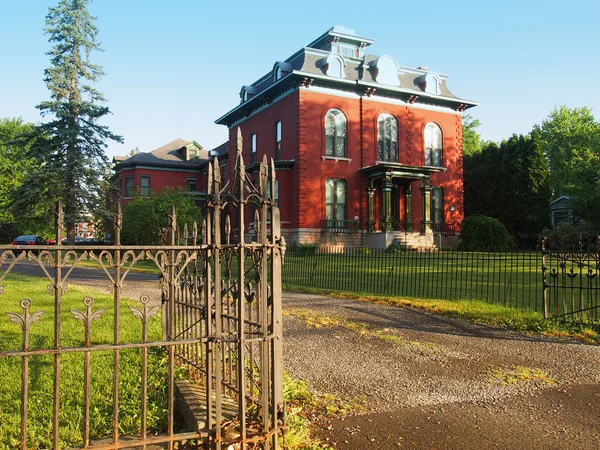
[13,0,122,242]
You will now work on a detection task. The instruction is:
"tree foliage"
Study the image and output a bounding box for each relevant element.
[462,114,482,156]
[121,188,203,245]
[463,133,550,247]
[0,118,47,241]
[536,106,600,229]
[537,106,600,197]
[12,0,122,241]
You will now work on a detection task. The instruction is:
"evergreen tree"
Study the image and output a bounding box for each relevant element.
[13,0,122,242]
[463,134,550,247]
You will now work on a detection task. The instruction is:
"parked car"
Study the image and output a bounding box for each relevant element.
[11,235,48,255]
[12,235,47,246]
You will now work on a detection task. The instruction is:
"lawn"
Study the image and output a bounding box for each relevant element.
[0,273,170,449]
[282,249,545,313]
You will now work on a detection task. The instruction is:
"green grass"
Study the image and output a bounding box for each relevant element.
[0,273,170,449]
[283,250,545,312]
[283,284,600,344]
[282,373,367,449]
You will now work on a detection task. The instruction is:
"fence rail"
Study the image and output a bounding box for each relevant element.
[283,247,544,313]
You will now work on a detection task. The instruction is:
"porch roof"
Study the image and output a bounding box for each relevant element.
[359,162,445,181]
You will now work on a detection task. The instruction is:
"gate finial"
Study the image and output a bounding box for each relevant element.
[236,127,243,156]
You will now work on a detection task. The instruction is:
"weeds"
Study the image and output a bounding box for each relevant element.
[484,365,556,387]
[282,373,367,449]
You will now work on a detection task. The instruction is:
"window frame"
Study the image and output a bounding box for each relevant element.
[377,114,399,162]
[186,178,198,192]
[424,122,443,167]
[430,186,444,225]
[324,109,347,158]
[124,177,134,198]
[140,175,150,197]
[325,178,347,222]
[275,121,282,160]
[251,133,257,163]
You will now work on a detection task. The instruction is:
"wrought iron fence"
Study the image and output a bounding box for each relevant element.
[542,238,600,323]
[0,133,285,449]
[283,246,545,314]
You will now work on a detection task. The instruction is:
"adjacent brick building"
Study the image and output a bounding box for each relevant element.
[215,26,477,248]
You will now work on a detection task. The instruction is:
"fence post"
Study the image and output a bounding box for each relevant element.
[541,237,549,318]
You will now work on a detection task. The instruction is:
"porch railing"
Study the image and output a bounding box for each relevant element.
[322,219,359,233]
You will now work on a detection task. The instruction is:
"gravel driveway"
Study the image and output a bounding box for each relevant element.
[283,293,600,449]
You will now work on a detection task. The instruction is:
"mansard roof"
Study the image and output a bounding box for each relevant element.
[216,26,478,127]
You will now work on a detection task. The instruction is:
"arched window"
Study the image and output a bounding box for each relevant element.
[325,109,347,157]
[424,123,443,166]
[378,114,398,162]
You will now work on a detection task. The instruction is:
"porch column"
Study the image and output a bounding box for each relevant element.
[367,180,375,232]
[420,180,432,235]
[405,187,413,232]
[382,175,393,232]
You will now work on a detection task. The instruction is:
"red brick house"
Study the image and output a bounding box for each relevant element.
[112,139,227,203]
[215,26,477,248]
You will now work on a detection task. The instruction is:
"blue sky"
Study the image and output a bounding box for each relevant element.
[1,0,599,159]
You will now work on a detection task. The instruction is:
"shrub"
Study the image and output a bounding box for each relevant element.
[459,215,514,252]
[287,242,318,257]
[121,188,202,245]
[385,242,407,253]
[542,222,599,251]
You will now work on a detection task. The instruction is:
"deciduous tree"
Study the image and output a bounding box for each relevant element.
[537,106,600,198]
[462,114,482,156]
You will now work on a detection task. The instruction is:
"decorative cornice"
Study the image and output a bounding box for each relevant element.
[363,87,376,97]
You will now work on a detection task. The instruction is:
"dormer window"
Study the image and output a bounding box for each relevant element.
[273,61,293,81]
[424,73,441,95]
[371,55,400,86]
[240,85,257,103]
[318,54,346,78]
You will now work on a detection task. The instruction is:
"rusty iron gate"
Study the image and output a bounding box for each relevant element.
[0,140,285,449]
[542,237,600,323]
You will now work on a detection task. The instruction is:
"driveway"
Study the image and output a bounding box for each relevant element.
[283,293,600,449]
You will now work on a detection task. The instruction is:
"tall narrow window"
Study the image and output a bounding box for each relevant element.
[325,109,347,157]
[275,121,282,160]
[424,123,443,166]
[125,177,134,198]
[378,114,398,162]
[140,176,150,197]
[266,179,280,209]
[325,178,347,223]
[251,133,257,163]
[430,187,444,227]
